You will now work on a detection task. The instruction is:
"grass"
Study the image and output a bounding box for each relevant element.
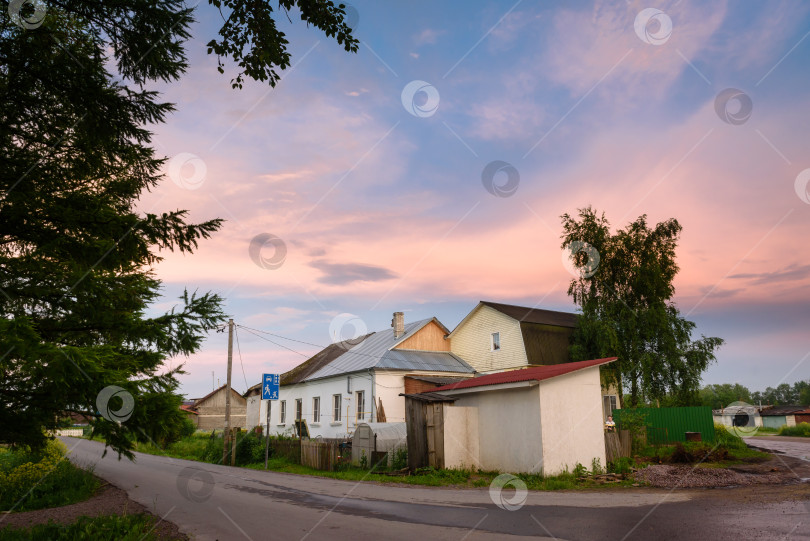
[102,431,634,491]
[0,441,99,512]
[0,514,180,541]
[632,425,771,467]
[778,422,810,437]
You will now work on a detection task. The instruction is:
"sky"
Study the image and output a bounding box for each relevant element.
[136,0,810,400]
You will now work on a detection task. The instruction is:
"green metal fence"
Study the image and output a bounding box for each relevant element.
[613,406,715,444]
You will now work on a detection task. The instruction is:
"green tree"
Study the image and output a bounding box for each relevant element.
[0,1,356,456]
[799,385,810,407]
[561,207,724,407]
[698,383,751,409]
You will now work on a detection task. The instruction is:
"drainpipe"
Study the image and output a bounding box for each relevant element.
[368,368,376,423]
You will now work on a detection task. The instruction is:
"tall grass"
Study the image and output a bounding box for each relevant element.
[779,422,810,437]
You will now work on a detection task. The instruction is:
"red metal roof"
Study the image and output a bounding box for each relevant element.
[430,357,617,392]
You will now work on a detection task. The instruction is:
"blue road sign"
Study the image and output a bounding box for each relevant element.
[262,373,279,400]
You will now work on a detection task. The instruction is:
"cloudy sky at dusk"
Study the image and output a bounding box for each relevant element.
[138,0,810,400]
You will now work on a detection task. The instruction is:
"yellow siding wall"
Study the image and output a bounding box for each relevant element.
[394,320,450,351]
[449,305,528,372]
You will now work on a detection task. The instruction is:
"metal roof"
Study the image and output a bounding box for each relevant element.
[759,405,807,416]
[430,357,617,392]
[298,318,474,382]
[480,301,579,327]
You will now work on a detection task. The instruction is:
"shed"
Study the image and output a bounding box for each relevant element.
[760,405,806,429]
[351,422,408,467]
[403,357,617,475]
[794,410,810,425]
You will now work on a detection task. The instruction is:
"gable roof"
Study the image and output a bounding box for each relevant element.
[277,317,474,385]
[430,357,617,392]
[193,384,246,406]
[480,301,579,327]
[447,301,579,338]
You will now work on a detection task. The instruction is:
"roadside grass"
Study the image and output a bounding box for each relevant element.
[778,422,810,437]
[632,425,771,468]
[0,441,99,512]
[0,514,180,541]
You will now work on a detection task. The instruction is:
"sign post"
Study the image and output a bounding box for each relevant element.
[262,374,279,469]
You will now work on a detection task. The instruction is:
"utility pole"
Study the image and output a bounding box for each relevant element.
[222,318,234,463]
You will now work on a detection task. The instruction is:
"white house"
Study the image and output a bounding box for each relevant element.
[406,357,617,475]
[448,301,621,420]
[248,313,475,438]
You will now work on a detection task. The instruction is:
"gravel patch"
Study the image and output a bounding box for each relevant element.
[634,464,792,488]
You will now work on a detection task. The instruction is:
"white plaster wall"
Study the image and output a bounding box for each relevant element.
[450,305,528,373]
[263,373,373,438]
[443,405,479,470]
[538,367,606,475]
[452,385,543,473]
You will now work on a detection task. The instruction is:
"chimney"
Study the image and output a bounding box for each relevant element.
[392,312,404,338]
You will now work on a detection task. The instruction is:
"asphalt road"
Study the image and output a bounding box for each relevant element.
[61,438,809,541]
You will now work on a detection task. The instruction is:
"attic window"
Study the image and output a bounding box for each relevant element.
[491,332,500,351]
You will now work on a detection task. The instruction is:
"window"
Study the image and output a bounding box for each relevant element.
[491,332,501,351]
[312,397,320,423]
[295,399,302,421]
[280,401,286,424]
[333,394,342,422]
[603,395,617,419]
[356,391,365,421]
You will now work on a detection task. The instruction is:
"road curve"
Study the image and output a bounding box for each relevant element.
[61,438,808,541]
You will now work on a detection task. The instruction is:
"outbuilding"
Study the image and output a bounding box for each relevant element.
[759,405,806,429]
[403,357,616,475]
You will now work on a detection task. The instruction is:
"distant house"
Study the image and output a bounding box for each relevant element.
[402,357,617,474]
[759,405,806,429]
[713,404,763,429]
[251,313,475,438]
[184,384,247,431]
[448,301,621,420]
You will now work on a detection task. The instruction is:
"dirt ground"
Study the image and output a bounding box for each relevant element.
[0,479,188,540]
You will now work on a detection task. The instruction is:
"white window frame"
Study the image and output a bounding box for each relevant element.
[356,390,365,421]
[280,400,286,424]
[603,395,617,419]
[491,332,501,351]
[295,398,302,421]
[312,397,320,423]
[333,394,342,422]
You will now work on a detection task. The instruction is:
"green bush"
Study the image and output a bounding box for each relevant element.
[713,424,747,450]
[391,448,408,470]
[0,441,98,512]
[608,456,633,475]
[779,422,810,437]
[0,514,172,541]
[179,418,197,439]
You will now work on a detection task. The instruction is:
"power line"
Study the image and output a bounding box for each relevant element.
[233,325,249,391]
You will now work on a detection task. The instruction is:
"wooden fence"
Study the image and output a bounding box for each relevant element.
[300,440,340,471]
[604,429,632,463]
[268,439,301,463]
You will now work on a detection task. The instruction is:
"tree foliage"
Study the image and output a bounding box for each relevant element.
[697,380,810,408]
[561,207,724,407]
[0,1,356,456]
